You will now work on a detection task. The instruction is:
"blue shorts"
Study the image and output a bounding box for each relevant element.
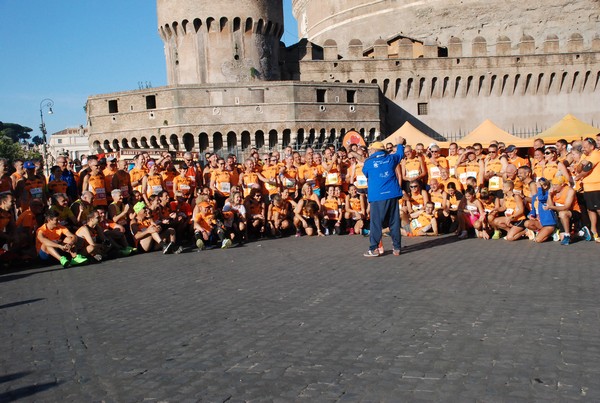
[39,249,51,260]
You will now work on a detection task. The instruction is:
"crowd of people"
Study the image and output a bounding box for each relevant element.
[1,131,600,268]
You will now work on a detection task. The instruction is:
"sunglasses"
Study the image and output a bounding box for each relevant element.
[409,185,419,188]
[544,151,554,155]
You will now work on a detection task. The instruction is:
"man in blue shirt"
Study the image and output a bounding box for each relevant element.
[362,138,405,256]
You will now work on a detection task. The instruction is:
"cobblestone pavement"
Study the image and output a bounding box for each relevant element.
[1,234,600,402]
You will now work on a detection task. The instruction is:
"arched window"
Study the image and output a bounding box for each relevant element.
[182,133,194,152]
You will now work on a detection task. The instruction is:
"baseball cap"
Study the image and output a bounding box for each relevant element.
[107,156,116,162]
[133,202,146,214]
[551,176,567,186]
[24,161,35,170]
[369,141,385,151]
[505,145,516,153]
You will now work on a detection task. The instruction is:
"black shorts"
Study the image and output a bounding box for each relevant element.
[512,219,526,228]
[584,190,600,210]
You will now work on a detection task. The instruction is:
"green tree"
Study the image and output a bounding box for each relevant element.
[0,135,25,162]
[0,121,33,143]
[31,136,44,146]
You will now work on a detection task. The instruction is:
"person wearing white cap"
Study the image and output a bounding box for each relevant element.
[362,137,405,257]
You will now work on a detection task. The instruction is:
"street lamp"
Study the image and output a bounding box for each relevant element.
[39,98,54,176]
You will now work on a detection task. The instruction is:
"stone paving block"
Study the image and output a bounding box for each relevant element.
[2,235,600,400]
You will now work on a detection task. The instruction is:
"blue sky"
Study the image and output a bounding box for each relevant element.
[0,0,299,140]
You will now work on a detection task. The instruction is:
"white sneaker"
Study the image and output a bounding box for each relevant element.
[363,249,380,257]
[221,239,232,249]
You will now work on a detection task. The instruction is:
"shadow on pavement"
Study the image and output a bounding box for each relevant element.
[0,298,46,310]
[0,268,63,284]
[0,372,33,384]
[402,234,462,254]
[0,381,62,402]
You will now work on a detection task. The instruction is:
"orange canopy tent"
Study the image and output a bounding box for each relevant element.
[537,114,600,144]
[457,119,531,148]
[381,121,448,148]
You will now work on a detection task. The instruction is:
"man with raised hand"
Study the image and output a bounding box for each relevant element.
[362,137,405,257]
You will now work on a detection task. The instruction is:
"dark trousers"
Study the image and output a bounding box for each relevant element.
[369,197,401,251]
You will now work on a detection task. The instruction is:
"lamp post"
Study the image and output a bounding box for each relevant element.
[39,98,54,176]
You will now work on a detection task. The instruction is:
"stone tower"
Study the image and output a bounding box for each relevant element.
[157,0,284,85]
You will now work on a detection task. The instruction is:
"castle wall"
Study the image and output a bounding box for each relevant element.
[299,34,600,137]
[157,0,284,85]
[86,82,381,154]
[294,0,600,59]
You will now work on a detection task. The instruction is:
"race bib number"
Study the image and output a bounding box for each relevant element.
[505,208,514,216]
[284,178,295,188]
[413,204,423,211]
[449,167,456,177]
[326,209,338,218]
[95,188,106,199]
[218,182,231,193]
[429,166,441,179]
[467,171,478,179]
[29,187,43,198]
[408,170,419,179]
[459,172,469,185]
[120,185,130,197]
[326,173,339,186]
[152,185,163,194]
[265,182,278,192]
[434,202,442,209]
[355,175,367,187]
[410,219,422,230]
[489,176,502,191]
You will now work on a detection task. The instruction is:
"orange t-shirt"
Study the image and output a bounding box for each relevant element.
[583,149,600,192]
[173,175,193,197]
[47,179,68,195]
[36,223,70,253]
[0,175,12,194]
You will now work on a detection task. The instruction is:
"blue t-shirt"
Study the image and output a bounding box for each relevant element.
[363,145,405,202]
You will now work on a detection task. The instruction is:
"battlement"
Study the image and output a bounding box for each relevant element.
[314,32,600,61]
[156,0,284,85]
[158,16,283,41]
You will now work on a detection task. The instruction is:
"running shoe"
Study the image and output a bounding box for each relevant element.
[92,254,103,262]
[196,238,205,250]
[221,239,232,249]
[378,240,384,254]
[392,249,401,256]
[174,246,184,254]
[163,241,175,254]
[348,228,355,235]
[71,254,89,265]
[492,230,501,240]
[119,246,134,257]
[552,230,560,242]
[526,229,536,240]
[458,230,468,239]
[579,226,592,241]
[363,249,380,257]
[560,235,570,246]
[59,256,71,268]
